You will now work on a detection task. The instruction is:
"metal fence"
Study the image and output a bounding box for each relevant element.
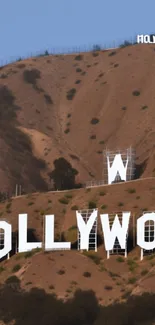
[0,36,137,67]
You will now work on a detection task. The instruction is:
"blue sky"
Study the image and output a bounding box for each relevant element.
[0,0,155,64]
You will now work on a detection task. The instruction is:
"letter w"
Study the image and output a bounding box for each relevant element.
[107,154,128,184]
[100,212,130,251]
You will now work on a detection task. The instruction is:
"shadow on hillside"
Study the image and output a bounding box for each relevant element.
[0,280,155,325]
[0,85,48,193]
[134,158,148,179]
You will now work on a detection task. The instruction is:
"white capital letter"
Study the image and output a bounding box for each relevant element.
[18,214,42,253]
[45,215,71,250]
[137,35,144,43]
[107,154,128,184]
[137,213,155,250]
[144,35,150,43]
[76,210,97,250]
[100,212,130,251]
[0,221,12,259]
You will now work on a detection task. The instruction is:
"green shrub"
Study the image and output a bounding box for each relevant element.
[92,52,99,57]
[127,259,138,271]
[71,280,77,285]
[44,94,53,104]
[91,118,99,125]
[64,128,70,134]
[128,277,137,284]
[0,266,5,273]
[28,202,34,206]
[70,154,79,161]
[76,68,82,73]
[114,63,119,68]
[127,188,136,194]
[12,264,21,273]
[83,251,102,265]
[59,197,69,205]
[118,202,124,207]
[99,191,106,196]
[24,248,41,258]
[141,269,148,276]
[66,88,76,100]
[88,201,97,209]
[5,276,20,284]
[83,271,91,277]
[23,69,41,85]
[132,90,140,96]
[0,73,7,78]
[71,205,79,210]
[104,285,113,290]
[90,135,96,139]
[116,256,124,263]
[101,204,107,210]
[65,193,72,199]
[17,63,26,69]
[57,269,65,275]
[98,73,104,78]
[6,202,11,209]
[108,51,117,56]
[74,55,83,61]
[120,40,132,48]
[75,79,81,84]
[25,281,32,286]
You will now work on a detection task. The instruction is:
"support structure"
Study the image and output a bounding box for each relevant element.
[77,208,98,251]
[103,146,136,184]
[85,180,104,188]
[0,220,11,260]
[15,184,22,197]
[140,211,155,261]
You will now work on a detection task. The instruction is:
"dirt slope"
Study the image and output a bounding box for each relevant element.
[0,43,155,193]
[0,44,155,307]
[0,178,154,305]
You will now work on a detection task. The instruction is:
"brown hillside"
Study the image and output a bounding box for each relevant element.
[0,43,155,193]
[1,44,155,309]
[0,178,154,305]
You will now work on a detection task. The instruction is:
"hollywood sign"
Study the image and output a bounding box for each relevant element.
[137,34,155,44]
[0,211,155,260]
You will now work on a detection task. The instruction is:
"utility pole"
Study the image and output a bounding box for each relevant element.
[42,215,45,251]
[133,213,136,247]
[15,184,18,197]
[15,184,22,197]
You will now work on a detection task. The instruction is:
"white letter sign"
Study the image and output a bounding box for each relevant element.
[18,214,42,253]
[100,212,130,251]
[107,154,128,184]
